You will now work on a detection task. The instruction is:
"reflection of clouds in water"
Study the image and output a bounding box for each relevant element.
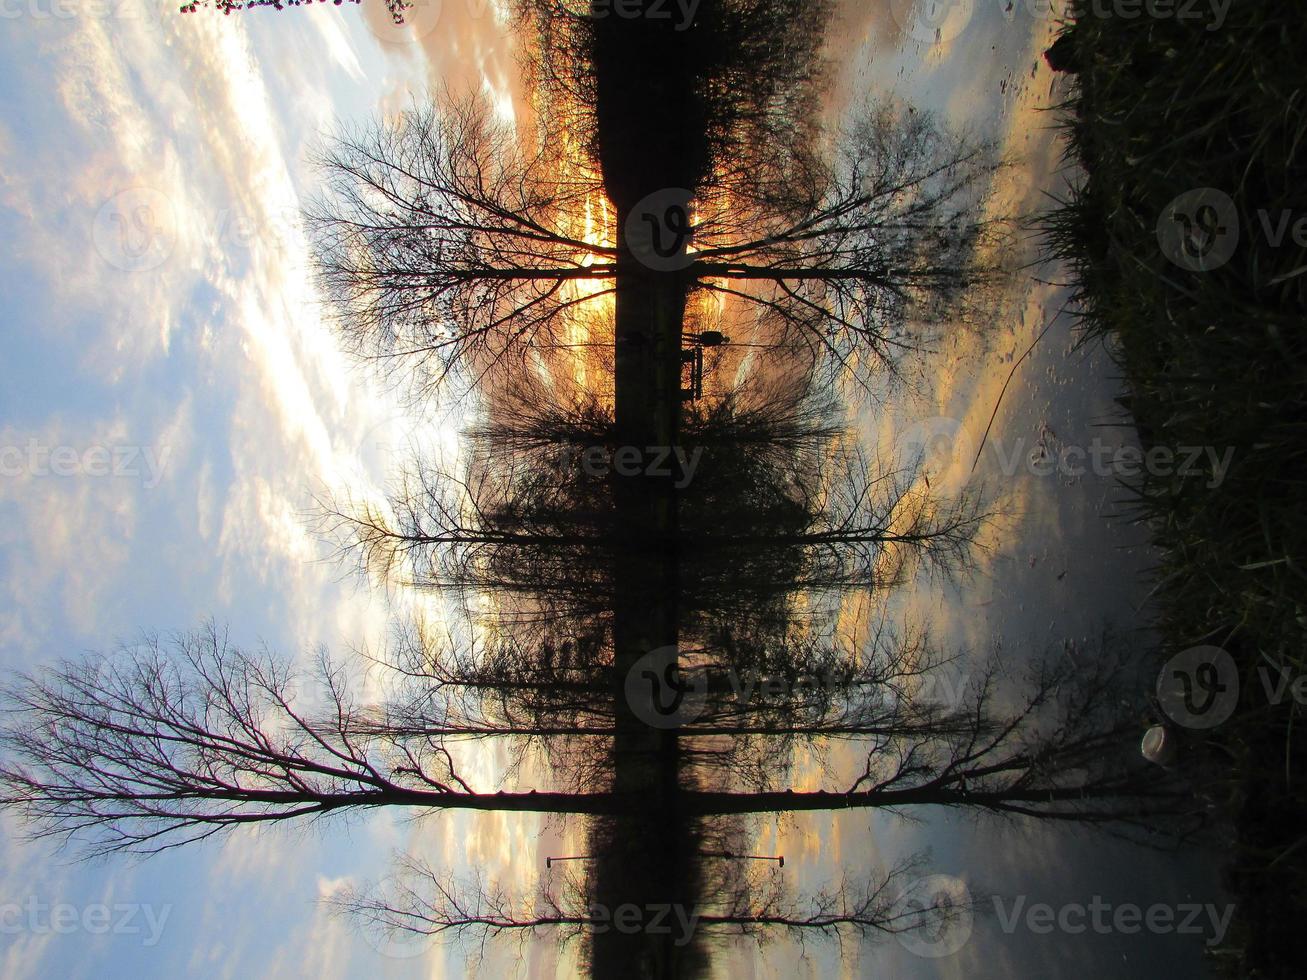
[786,11,1173,977]
[366,0,523,120]
[0,6,484,977]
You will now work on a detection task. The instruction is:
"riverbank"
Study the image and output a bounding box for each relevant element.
[1045,4,1307,976]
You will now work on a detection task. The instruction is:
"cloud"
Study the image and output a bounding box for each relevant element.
[0,7,464,978]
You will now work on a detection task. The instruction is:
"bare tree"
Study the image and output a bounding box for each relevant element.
[683,102,1012,385]
[525,0,832,208]
[0,624,1190,858]
[343,614,982,794]
[314,378,987,629]
[0,625,489,857]
[307,94,1009,403]
[181,0,410,20]
[307,97,613,402]
[328,850,973,960]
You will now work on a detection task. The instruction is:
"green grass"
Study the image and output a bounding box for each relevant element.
[1044,3,1307,975]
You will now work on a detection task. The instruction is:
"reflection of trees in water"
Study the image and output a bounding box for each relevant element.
[0,616,1194,971]
[330,815,968,975]
[0,1,1197,976]
[310,24,1010,402]
[315,367,985,631]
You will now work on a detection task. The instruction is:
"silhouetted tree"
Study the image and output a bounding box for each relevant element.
[307,96,1009,401]
[307,97,611,402]
[0,625,1188,856]
[328,850,973,961]
[180,0,410,20]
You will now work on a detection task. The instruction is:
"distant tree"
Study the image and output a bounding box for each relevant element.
[314,401,985,625]
[180,0,410,21]
[328,850,974,955]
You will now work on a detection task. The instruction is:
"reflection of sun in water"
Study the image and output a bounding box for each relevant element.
[521,116,618,399]
[562,188,615,395]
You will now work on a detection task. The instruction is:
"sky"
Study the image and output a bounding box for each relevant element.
[0,1,1225,977]
[0,5,522,977]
